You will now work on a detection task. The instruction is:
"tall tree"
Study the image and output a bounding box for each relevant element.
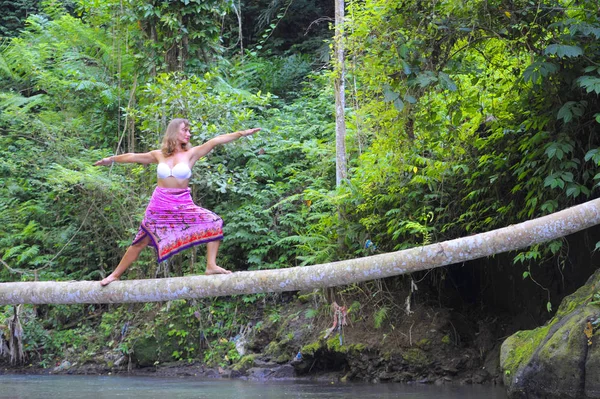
[334,0,347,186]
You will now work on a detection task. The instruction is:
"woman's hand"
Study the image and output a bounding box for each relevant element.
[239,128,261,137]
[94,157,113,166]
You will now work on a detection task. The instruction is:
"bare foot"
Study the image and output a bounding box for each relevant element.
[205,265,232,275]
[100,275,119,286]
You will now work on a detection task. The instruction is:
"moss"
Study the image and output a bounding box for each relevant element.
[296,291,321,303]
[326,336,344,352]
[500,270,600,386]
[325,336,366,354]
[275,353,292,363]
[301,341,322,356]
[351,343,366,352]
[265,341,283,357]
[441,335,451,345]
[402,348,430,367]
[416,338,430,349]
[500,321,554,382]
[131,335,160,367]
[300,338,365,357]
[232,354,258,372]
[556,269,600,318]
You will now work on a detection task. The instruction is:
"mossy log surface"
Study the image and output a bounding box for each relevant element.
[1,198,600,305]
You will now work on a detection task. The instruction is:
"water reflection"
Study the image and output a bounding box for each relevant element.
[0,374,507,398]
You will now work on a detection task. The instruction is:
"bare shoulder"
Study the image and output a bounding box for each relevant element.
[189,141,212,162]
[149,149,162,162]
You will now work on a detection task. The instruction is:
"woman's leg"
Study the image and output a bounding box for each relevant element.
[205,240,231,274]
[100,235,151,286]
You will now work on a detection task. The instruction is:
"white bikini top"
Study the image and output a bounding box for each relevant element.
[157,162,192,179]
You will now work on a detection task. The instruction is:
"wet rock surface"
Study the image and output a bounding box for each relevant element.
[501,269,600,399]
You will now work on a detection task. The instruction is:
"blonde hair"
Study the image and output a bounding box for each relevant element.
[161,118,191,157]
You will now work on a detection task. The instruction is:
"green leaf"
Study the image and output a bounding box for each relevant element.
[404,94,417,104]
[565,184,580,198]
[393,97,404,111]
[401,60,411,75]
[544,174,565,189]
[439,72,457,91]
[576,76,600,94]
[557,102,574,123]
[549,240,562,255]
[562,172,574,182]
[544,44,583,58]
[557,101,586,123]
[544,144,559,160]
[523,61,558,83]
[522,271,530,279]
[556,101,575,123]
[546,302,552,313]
[382,84,399,102]
[585,148,600,165]
[540,200,558,213]
[452,109,463,125]
[411,72,438,88]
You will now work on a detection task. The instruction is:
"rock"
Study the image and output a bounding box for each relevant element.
[471,369,489,384]
[203,368,220,378]
[441,365,458,375]
[247,367,274,379]
[53,360,71,372]
[218,367,232,378]
[114,356,127,367]
[253,359,277,368]
[377,371,396,381]
[131,336,160,367]
[585,339,600,396]
[270,364,296,378]
[229,369,243,379]
[501,268,600,399]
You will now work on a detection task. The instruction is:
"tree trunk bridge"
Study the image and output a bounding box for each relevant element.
[1,198,600,305]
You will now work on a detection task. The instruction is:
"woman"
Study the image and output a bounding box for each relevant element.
[94,118,260,286]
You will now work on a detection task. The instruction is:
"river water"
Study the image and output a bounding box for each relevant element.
[0,374,507,398]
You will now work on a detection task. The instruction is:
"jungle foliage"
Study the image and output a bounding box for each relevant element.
[1,0,600,368]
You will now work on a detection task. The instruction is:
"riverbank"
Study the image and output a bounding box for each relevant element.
[0,284,509,386]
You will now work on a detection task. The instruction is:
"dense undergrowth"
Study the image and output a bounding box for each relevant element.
[1,0,600,370]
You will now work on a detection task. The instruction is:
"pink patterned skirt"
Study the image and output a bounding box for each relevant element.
[132,187,223,262]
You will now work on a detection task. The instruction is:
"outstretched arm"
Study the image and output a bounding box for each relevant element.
[94,150,158,166]
[189,128,261,164]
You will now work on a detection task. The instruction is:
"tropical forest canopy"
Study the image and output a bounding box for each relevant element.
[1,0,600,288]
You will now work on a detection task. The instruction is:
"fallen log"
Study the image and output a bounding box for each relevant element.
[1,198,599,304]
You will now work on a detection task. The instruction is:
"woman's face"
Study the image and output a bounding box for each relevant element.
[177,123,191,144]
